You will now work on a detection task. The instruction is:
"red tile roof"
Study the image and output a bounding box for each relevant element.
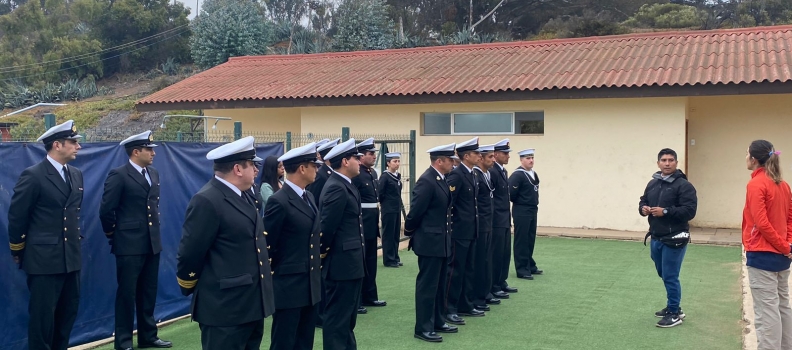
[137,25,792,107]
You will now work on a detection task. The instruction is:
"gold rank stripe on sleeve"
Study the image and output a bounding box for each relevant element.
[177,277,198,289]
[9,242,25,251]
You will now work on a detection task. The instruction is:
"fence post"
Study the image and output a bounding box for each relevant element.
[341,127,350,142]
[44,113,56,129]
[409,130,416,203]
[234,122,242,141]
[286,131,292,151]
[177,131,183,142]
[379,142,388,175]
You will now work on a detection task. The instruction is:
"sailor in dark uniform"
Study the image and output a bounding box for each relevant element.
[100,130,171,350]
[405,143,458,343]
[490,139,518,297]
[263,142,324,350]
[306,137,339,327]
[378,152,404,268]
[248,160,265,215]
[471,144,500,311]
[353,137,386,311]
[445,137,484,325]
[176,136,275,350]
[8,120,83,350]
[509,148,543,280]
[318,138,366,350]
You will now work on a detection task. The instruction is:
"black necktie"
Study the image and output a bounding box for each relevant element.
[243,192,254,206]
[62,166,71,190]
[302,192,316,214]
[141,168,150,185]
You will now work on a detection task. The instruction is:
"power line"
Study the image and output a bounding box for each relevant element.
[0,24,190,74]
[0,27,191,82]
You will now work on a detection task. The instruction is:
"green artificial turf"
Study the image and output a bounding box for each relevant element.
[93,237,743,350]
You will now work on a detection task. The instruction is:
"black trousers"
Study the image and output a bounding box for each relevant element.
[315,278,327,327]
[199,319,264,350]
[514,214,538,276]
[490,227,512,292]
[445,238,476,314]
[472,229,493,306]
[361,237,379,304]
[381,211,401,266]
[27,271,80,350]
[270,305,316,350]
[415,256,448,333]
[323,278,363,350]
[115,253,160,349]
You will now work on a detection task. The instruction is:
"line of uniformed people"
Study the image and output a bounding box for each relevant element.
[405,137,542,342]
[8,120,540,349]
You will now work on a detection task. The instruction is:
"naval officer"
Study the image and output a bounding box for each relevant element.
[100,130,171,350]
[176,136,275,350]
[490,139,518,296]
[8,120,84,350]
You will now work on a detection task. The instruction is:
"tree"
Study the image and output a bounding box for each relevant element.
[332,0,395,51]
[190,0,274,69]
[624,3,706,29]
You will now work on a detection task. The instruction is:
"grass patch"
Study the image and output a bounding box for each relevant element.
[91,237,743,350]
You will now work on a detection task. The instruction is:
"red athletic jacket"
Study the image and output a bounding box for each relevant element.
[742,167,792,254]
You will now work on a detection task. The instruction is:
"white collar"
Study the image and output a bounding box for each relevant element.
[284,178,304,197]
[495,162,505,171]
[333,170,352,183]
[128,159,145,173]
[214,175,242,196]
[461,162,474,173]
[47,155,65,173]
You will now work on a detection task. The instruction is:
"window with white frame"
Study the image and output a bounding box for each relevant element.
[422,111,544,135]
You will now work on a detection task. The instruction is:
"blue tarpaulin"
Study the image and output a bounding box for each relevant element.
[0,142,283,350]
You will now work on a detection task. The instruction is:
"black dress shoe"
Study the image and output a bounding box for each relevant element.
[398,262,404,266]
[384,264,400,268]
[414,331,442,342]
[363,300,387,307]
[486,298,501,305]
[445,314,466,325]
[493,291,510,299]
[531,268,543,275]
[474,304,491,311]
[435,323,458,333]
[138,339,172,348]
[357,307,368,314]
[458,309,485,317]
[518,274,534,280]
[503,286,519,293]
[116,348,133,350]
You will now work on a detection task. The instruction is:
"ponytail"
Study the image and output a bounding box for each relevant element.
[749,140,783,184]
[765,152,783,184]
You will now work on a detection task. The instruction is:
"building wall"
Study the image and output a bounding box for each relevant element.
[299,97,687,232]
[687,94,792,229]
[208,107,302,134]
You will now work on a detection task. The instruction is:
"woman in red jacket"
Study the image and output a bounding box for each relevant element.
[743,139,792,350]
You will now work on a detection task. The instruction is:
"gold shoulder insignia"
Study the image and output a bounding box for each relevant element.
[177,276,197,289]
[189,272,196,277]
[9,242,25,251]
[450,186,456,192]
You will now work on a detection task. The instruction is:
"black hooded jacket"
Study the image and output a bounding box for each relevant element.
[638,169,698,244]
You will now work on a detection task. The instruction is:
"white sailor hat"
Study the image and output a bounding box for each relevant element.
[426,143,459,159]
[494,139,512,152]
[477,144,495,153]
[325,138,363,162]
[36,119,82,144]
[455,137,479,153]
[206,136,263,163]
[119,130,157,148]
[278,142,324,166]
[317,138,341,157]
[315,138,331,147]
[356,137,378,153]
[518,149,535,157]
[385,152,401,159]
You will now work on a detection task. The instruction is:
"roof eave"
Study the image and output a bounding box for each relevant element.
[134,81,792,112]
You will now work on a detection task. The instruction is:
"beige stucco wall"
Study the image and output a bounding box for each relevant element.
[207,107,302,135]
[688,94,792,229]
[298,97,687,232]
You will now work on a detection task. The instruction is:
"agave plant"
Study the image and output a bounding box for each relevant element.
[161,57,179,76]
